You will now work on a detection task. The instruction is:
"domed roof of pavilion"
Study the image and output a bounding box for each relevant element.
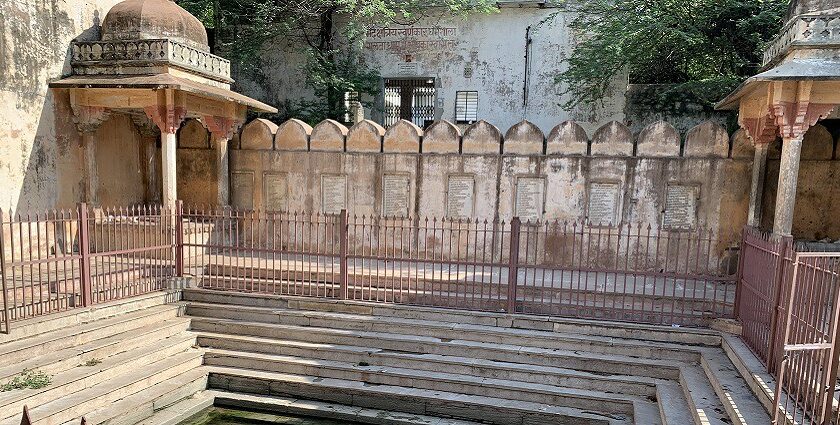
[101,0,209,51]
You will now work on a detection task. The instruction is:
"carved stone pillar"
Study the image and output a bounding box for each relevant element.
[144,102,186,209]
[132,115,161,204]
[71,105,111,206]
[203,115,242,206]
[747,144,769,227]
[773,136,804,236]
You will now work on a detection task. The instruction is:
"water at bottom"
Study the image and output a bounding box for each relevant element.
[180,407,366,424]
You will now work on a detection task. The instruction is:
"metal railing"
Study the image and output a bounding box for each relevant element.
[0,204,176,333]
[736,226,840,424]
[182,206,737,327]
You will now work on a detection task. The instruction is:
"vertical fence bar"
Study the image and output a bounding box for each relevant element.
[175,201,184,277]
[734,227,747,319]
[78,203,92,307]
[339,209,348,300]
[507,217,521,314]
[0,208,9,333]
[767,235,792,372]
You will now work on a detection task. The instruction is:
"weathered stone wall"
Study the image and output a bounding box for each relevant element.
[0,0,127,213]
[227,118,755,256]
[238,5,626,135]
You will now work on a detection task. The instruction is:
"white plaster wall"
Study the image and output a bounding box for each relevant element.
[242,4,627,135]
[0,0,126,213]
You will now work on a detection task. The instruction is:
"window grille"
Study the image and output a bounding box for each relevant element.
[383,78,436,128]
[455,91,479,124]
[343,91,361,124]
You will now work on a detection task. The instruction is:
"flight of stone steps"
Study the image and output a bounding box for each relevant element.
[185,289,773,425]
[0,288,778,424]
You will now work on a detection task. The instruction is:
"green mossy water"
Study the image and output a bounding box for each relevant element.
[181,407,365,424]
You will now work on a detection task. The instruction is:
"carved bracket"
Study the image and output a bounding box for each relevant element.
[144,105,187,134]
[771,101,836,141]
[202,115,243,142]
[71,105,111,134]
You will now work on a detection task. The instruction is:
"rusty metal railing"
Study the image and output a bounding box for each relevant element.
[181,206,736,327]
[0,203,177,333]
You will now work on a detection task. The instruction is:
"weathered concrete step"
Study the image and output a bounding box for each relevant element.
[186,302,702,362]
[197,332,659,397]
[0,291,182,346]
[0,333,197,422]
[189,317,682,380]
[678,365,730,425]
[183,289,720,346]
[206,366,633,425]
[73,368,208,425]
[0,304,183,365]
[134,392,214,425]
[203,348,654,418]
[0,318,191,381]
[701,347,772,424]
[654,381,694,425]
[0,351,203,425]
[720,334,775,416]
[209,390,500,425]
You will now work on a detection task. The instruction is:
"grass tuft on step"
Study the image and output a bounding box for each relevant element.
[1,369,52,392]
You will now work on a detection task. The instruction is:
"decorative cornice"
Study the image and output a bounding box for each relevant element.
[71,39,232,83]
[203,115,243,142]
[144,105,187,134]
[763,13,840,66]
[71,105,112,134]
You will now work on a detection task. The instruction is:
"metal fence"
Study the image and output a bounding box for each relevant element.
[736,226,840,424]
[0,204,175,332]
[182,206,737,327]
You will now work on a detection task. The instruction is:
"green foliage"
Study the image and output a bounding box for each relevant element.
[79,358,103,367]
[0,369,52,392]
[551,0,788,109]
[179,0,497,124]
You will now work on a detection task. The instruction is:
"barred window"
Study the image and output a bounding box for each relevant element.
[455,91,478,124]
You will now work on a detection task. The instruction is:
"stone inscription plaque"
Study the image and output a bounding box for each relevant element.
[263,173,288,211]
[663,185,699,229]
[588,183,620,226]
[321,175,347,214]
[514,177,545,223]
[231,172,254,210]
[382,175,410,217]
[446,176,475,218]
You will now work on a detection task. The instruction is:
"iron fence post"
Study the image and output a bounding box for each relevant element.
[507,217,521,314]
[78,203,92,308]
[766,235,792,373]
[0,208,9,333]
[733,226,747,321]
[339,209,348,300]
[175,201,184,277]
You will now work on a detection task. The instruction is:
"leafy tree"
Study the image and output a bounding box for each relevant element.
[179,0,497,123]
[550,0,788,109]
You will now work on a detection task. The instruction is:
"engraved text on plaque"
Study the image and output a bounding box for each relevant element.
[588,182,620,226]
[663,185,698,229]
[321,175,347,214]
[382,175,410,217]
[446,176,475,218]
[514,177,544,222]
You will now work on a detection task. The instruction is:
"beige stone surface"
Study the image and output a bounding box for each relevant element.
[383,120,422,153]
[240,118,278,150]
[684,121,729,158]
[590,121,633,157]
[422,121,461,154]
[346,120,385,153]
[179,119,210,149]
[462,121,502,155]
[503,120,544,155]
[310,119,348,152]
[636,121,680,157]
[547,121,588,156]
[800,124,833,160]
[730,129,756,160]
[275,119,312,151]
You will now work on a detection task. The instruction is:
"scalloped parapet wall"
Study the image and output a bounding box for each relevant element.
[235,118,753,159]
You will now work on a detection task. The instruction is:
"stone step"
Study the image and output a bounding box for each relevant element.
[186,302,702,363]
[203,348,656,419]
[678,365,730,425]
[133,392,214,425]
[189,317,683,380]
[72,368,208,425]
[654,381,694,425]
[206,366,633,425]
[703,343,772,424]
[720,334,775,416]
[0,351,203,425]
[208,390,517,425]
[0,304,183,365]
[0,333,197,422]
[197,332,660,398]
[183,289,720,346]
[0,291,181,346]
[0,318,191,381]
